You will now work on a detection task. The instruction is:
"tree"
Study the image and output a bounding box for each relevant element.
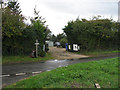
[7,2,22,15]
[63,16,118,51]
[60,37,68,48]
[25,7,49,56]
[56,33,66,41]
[49,34,57,44]
[2,1,25,55]
[2,2,51,56]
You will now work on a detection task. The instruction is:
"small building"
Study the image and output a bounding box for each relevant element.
[45,41,54,47]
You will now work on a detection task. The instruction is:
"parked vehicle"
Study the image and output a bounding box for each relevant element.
[55,42,61,47]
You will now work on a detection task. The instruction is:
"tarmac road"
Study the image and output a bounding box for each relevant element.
[2,53,119,88]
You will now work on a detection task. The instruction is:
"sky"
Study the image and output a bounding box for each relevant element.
[17,0,119,35]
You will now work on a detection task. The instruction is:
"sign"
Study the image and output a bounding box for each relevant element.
[68,45,71,50]
[67,44,80,52]
[73,44,78,51]
[35,40,39,57]
[35,43,39,45]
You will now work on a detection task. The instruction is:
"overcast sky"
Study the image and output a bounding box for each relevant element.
[18,0,119,35]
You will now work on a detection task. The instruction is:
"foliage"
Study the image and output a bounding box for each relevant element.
[49,34,57,43]
[56,33,65,41]
[2,2,50,56]
[56,33,68,47]
[2,2,25,55]
[28,7,49,57]
[63,16,119,51]
[49,33,68,47]
[6,57,118,88]
[60,37,68,48]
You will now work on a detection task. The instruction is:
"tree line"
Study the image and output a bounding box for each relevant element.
[63,17,119,51]
[2,2,50,56]
[49,33,67,48]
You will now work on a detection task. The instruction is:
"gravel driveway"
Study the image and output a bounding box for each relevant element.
[49,47,89,59]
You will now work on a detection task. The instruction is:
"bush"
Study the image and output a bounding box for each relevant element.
[60,38,68,48]
[63,17,119,51]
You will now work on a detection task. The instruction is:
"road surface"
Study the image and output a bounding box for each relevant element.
[2,53,119,88]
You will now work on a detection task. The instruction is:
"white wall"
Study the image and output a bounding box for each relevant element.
[46,41,53,47]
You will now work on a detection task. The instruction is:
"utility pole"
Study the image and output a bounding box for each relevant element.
[0,1,3,9]
[118,1,120,22]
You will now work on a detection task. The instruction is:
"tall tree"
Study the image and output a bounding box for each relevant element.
[2,2,24,39]
[8,2,22,15]
[2,1,25,55]
[26,7,50,56]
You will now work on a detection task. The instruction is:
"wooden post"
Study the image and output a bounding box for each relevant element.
[35,40,39,57]
[43,45,45,51]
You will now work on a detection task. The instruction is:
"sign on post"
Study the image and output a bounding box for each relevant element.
[35,39,39,57]
[43,45,45,51]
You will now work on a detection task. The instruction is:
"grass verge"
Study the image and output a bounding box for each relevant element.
[77,50,120,56]
[2,52,54,64]
[6,57,118,88]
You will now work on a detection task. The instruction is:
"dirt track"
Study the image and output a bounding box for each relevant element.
[49,47,89,59]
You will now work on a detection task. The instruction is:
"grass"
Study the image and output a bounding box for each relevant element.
[6,57,119,88]
[2,52,54,64]
[77,50,120,56]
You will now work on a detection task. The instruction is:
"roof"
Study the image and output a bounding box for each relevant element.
[45,41,53,43]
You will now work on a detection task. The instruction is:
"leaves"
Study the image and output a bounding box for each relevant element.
[63,16,118,51]
[2,2,50,56]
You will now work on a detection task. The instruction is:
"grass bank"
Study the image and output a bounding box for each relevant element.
[77,50,120,56]
[2,52,54,64]
[6,57,118,88]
